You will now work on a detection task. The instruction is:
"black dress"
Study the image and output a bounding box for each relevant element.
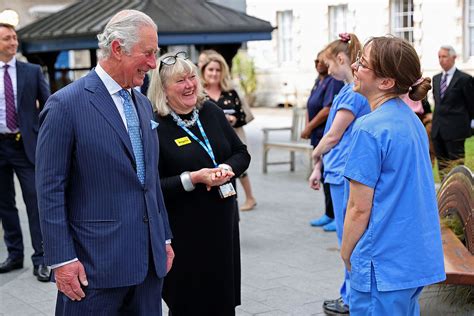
[157,101,250,316]
[208,89,247,128]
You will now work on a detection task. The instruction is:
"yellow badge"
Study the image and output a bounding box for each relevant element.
[174,136,192,146]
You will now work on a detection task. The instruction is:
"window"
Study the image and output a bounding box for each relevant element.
[277,10,293,64]
[467,0,474,57]
[391,0,414,43]
[328,5,348,41]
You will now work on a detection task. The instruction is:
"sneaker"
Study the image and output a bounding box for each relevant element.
[323,220,336,232]
[310,214,333,227]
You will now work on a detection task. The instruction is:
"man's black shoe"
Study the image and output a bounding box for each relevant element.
[323,297,349,315]
[33,264,51,282]
[0,258,24,273]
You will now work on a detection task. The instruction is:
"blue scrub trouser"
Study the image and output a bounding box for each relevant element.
[350,266,423,316]
[329,183,350,306]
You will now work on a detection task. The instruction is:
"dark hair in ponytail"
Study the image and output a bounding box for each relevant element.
[366,36,431,101]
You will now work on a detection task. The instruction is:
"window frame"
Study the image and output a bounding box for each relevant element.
[328,4,348,42]
[390,0,415,43]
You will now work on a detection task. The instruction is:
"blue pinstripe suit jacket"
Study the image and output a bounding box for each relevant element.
[35,70,172,289]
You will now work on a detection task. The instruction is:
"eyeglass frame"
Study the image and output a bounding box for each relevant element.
[355,50,374,72]
[159,51,189,72]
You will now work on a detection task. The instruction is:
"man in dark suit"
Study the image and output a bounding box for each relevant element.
[36,10,174,315]
[431,45,474,179]
[0,23,50,281]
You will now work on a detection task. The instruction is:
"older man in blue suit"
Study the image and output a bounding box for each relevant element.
[0,23,50,281]
[36,10,174,315]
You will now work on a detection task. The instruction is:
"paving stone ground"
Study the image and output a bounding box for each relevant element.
[1,107,470,315]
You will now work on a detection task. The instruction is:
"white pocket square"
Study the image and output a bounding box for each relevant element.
[150,120,159,130]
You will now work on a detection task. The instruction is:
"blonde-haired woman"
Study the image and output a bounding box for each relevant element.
[148,51,250,315]
[200,51,257,211]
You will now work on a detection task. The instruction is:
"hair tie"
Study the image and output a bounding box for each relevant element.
[412,77,424,87]
[339,33,351,43]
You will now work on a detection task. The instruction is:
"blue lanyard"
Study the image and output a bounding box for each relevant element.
[177,118,218,167]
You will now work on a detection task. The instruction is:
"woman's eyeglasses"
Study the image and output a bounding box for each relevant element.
[159,51,188,72]
[355,51,373,71]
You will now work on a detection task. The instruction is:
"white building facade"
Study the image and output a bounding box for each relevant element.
[246,0,474,107]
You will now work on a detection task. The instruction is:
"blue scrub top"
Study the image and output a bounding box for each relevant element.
[307,75,344,147]
[343,97,446,292]
[322,83,370,185]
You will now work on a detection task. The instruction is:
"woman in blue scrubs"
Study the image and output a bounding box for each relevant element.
[342,36,446,315]
[309,33,371,314]
[302,50,344,231]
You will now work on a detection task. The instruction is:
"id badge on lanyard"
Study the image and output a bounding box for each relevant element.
[178,118,236,199]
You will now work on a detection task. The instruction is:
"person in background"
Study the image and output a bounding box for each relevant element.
[36,10,173,315]
[148,51,250,315]
[431,45,474,180]
[342,36,445,315]
[400,94,435,165]
[308,33,371,315]
[301,50,344,231]
[200,51,257,211]
[0,22,50,282]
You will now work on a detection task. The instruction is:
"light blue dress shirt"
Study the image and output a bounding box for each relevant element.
[343,97,446,292]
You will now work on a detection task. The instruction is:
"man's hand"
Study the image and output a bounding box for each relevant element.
[54,261,88,301]
[166,244,175,273]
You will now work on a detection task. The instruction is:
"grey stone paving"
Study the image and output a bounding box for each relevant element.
[4,107,466,315]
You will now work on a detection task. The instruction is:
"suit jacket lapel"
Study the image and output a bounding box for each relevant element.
[445,70,461,96]
[434,74,441,103]
[85,71,135,162]
[15,61,26,108]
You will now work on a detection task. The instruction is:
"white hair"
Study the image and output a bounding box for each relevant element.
[440,45,456,57]
[97,10,157,60]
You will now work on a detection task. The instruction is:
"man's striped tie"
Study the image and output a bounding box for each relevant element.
[440,73,447,100]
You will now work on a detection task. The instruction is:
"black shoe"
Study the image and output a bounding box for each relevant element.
[323,297,342,307]
[0,258,24,273]
[33,264,50,282]
[323,297,349,315]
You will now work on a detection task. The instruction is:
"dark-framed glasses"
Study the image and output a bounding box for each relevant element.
[355,50,373,71]
[159,51,188,72]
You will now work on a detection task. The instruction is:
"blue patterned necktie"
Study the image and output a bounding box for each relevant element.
[119,89,145,185]
[440,73,447,100]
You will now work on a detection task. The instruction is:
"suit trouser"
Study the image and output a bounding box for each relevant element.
[432,136,465,180]
[55,259,163,316]
[330,183,350,306]
[0,138,44,265]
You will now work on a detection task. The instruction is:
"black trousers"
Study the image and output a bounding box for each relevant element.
[432,136,465,181]
[0,138,44,265]
[321,163,334,219]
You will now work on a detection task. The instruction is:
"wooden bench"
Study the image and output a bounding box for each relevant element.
[437,165,474,285]
[262,107,313,174]
[441,225,474,285]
